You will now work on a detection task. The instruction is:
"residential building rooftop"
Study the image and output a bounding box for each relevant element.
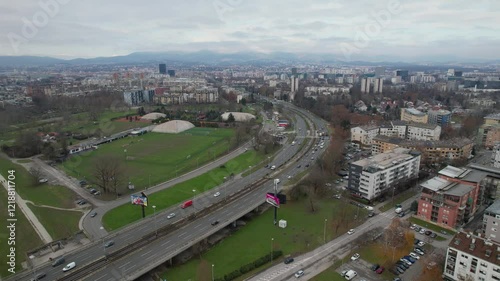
[485,200,500,216]
[450,232,500,265]
[353,147,419,171]
[373,135,473,149]
[485,113,500,121]
[404,107,426,116]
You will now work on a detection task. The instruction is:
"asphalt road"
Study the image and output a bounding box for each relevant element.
[11,103,329,281]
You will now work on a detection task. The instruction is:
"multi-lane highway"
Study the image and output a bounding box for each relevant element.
[10,102,329,281]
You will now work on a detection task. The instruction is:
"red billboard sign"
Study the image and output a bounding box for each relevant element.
[266,193,280,208]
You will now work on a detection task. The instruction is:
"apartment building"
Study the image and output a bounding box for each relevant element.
[372,136,473,164]
[400,108,428,124]
[483,200,500,244]
[417,166,485,228]
[351,121,441,147]
[444,232,500,281]
[347,148,421,200]
[123,89,155,106]
[484,113,500,126]
[428,109,452,126]
[350,124,380,147]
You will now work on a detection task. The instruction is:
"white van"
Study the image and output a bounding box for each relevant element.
[270,165,276,170]
[344,270,357,280]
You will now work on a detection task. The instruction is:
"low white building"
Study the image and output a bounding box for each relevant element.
[406,122,441,141]
[444,232,500,281]
[347,148,421,200]
[350,125,380,147]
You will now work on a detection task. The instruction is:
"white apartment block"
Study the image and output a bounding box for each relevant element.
[483,201,500,244]
[351,125,380,147]
[444,232,500,281]
[493,148,500,169]
[347,148,421,200]
[351,122,441,147]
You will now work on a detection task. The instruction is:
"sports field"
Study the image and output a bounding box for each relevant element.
[62,127,235,190]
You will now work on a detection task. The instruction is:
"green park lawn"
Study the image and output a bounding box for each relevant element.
[103,149,267,230]
[27,205,82,241]
[160,197,367,281]
[0,187,43,278]
[61,127,235,190]
[0,157,77,209]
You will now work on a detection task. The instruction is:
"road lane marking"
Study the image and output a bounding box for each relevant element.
[179,232,187,238]
[141,250,152,257]
[119,261,131,269]
[93,274,108,281]
[161,240,171,246]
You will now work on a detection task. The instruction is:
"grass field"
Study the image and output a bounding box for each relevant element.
[310,269,344,281]
[0,187,43,278]
[27,205,82,241]
[0,157,78,208]
[61,128,235,190]
[159,197,367,281]
[103,149,267,230]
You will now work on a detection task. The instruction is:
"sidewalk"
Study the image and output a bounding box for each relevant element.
[0,173,53,244]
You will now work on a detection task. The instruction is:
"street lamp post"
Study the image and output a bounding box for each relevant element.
[271,238,274,263]
[100,226,106,256]
[153,205,157,236]
[29,255,36,280]
[212,264,215,281]
[323,218,327,244]
[192,189,197,215]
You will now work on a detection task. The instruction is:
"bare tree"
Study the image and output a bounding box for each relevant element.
[29,167,44,185]
[92,154,124,194]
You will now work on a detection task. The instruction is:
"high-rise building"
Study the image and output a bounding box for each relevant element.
[361,78,369,93]
[396,70,409,81]
[159,64,167,74]
[374,78,383,93]
[167,70,175,77]
[123,90,155,106]
[291,76,299,92]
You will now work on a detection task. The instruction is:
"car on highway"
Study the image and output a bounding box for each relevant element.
[287,175,292,179]
[211,220,219,226]
[340,270,348,277]
[167,213,176,219]
[284,257,294,264]
[350,253,360,261]
[104,240,115,248]
[347,229,355,235]
[376,266,385,274]
[270,165,276,170]
[294,269,304,278]
[62,261,76,272]
[29,272,46,281]
[90,212,97,218]
[213,192,220,197]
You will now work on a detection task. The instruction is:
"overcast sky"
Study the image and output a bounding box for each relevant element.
[0,0,498,61]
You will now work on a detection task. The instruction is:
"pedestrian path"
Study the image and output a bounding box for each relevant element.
[0,173,53,243]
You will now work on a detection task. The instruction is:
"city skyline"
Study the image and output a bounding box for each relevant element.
[0,0,499,61]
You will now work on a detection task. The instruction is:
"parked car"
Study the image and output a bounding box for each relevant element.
[430,232,437,238]
[294,269,304,278]
[213,192,220,197]
[347,229,355,235]
[371,264,380,271]
[375,266,385,274]
[425,230,432,236]
[410,252,420,260]
[404,255,416,263]
[400,258,412,266]
[419,228,426,234]
[350,253,360,261]
[284,257,294,264]
[418,241,426,247]
[39,178,48,183]
[397,261,410,269]
[410,224,417,230]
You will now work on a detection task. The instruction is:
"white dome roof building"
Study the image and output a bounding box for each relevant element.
[221,112,256,122]
[152,120,195,134]
[141,112,166,120]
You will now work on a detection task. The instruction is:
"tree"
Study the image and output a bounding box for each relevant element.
[92,154,124,194]
[240,98,247,106]
[227,113,236,122]
[29,167,44,185]
[410,200,418,212]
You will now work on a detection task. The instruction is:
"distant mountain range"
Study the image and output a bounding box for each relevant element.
[0,51,498,68]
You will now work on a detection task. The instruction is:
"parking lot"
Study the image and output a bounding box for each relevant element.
[337,258,386,281]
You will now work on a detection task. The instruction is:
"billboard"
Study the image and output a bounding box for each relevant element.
[266,193,280,208]
[131,194,148,206]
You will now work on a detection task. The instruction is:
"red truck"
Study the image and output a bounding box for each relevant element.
[181,200,193,209]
